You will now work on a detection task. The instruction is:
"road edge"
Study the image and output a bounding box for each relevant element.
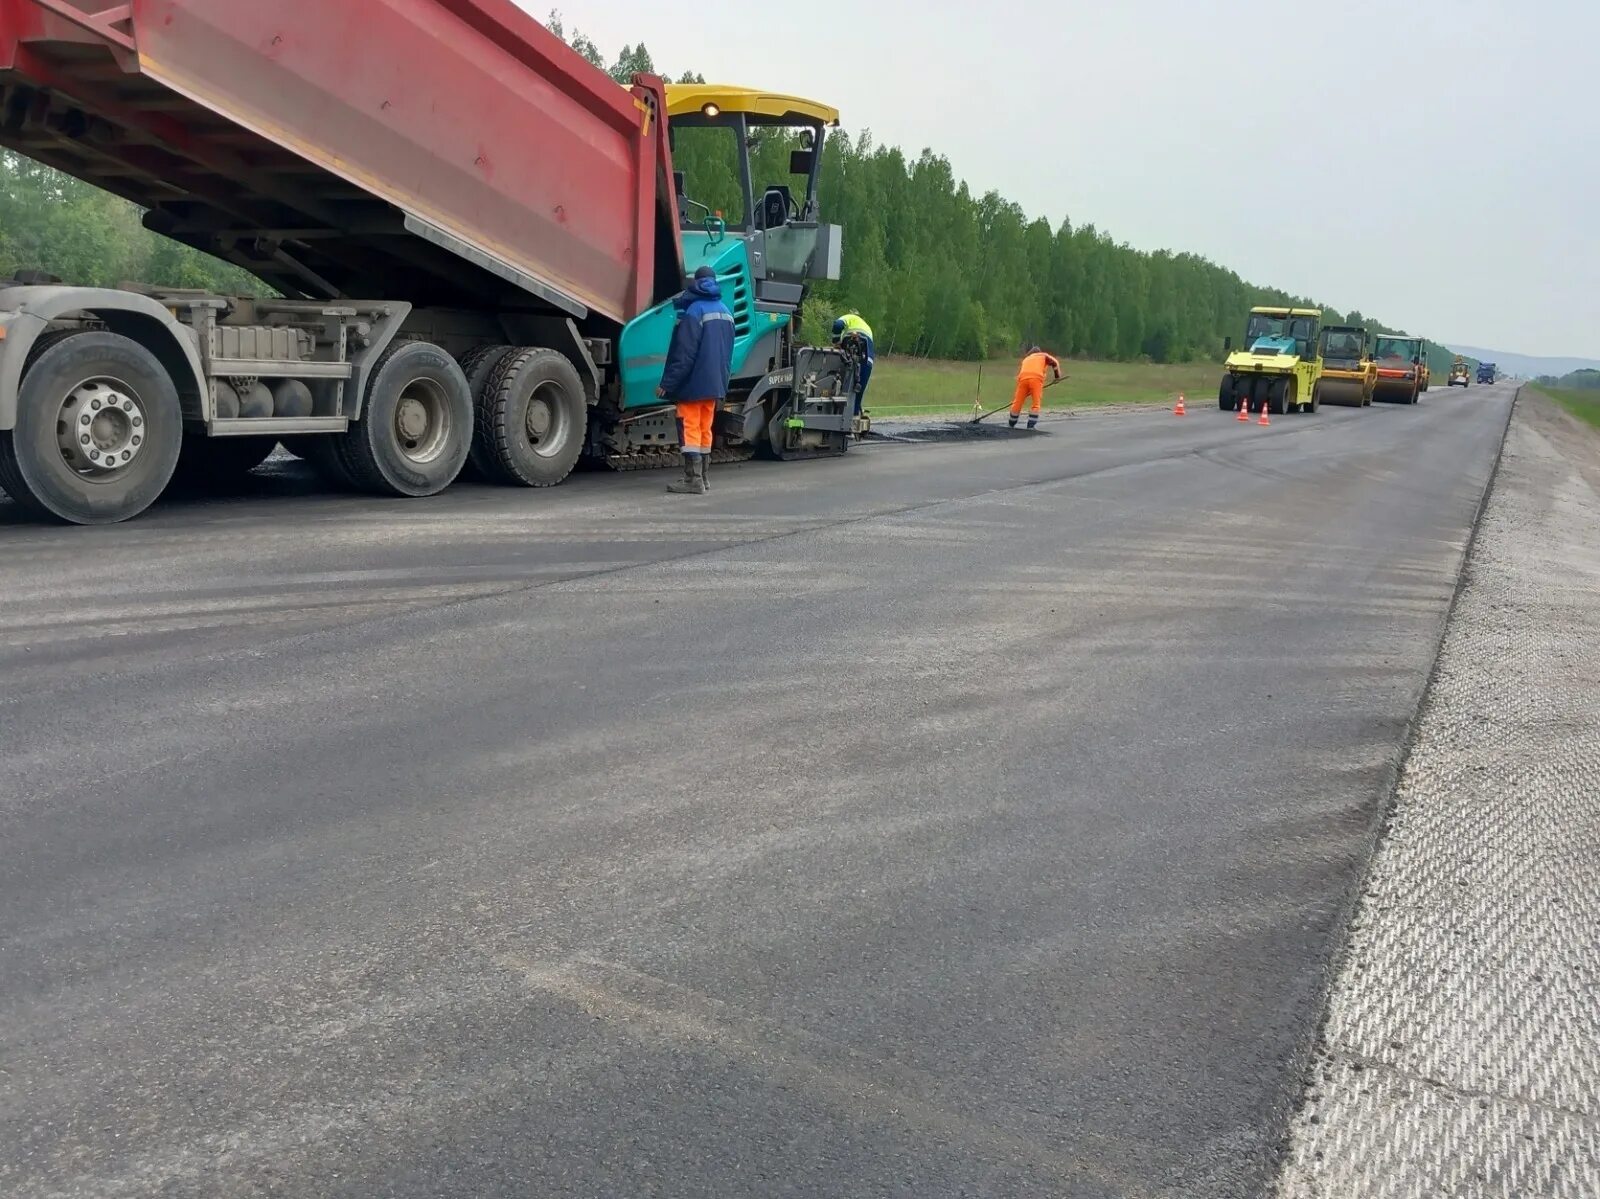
[1259,385,1521,1181]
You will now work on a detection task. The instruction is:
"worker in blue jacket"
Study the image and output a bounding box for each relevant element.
[658,265,735,494]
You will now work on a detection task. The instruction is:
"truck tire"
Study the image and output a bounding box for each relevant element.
[1218,376,1234,411]
[474,347,586,487]
[459,343,519,399]
[333,340,471,497]
[0,330,181,524]
[170,434,278,490]
[457,343,518,480]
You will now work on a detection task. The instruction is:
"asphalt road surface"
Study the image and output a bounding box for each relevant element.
[1,384,1516,1197]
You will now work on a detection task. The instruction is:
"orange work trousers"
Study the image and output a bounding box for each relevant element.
[1010,376,1045,416]
[676,398,716,454]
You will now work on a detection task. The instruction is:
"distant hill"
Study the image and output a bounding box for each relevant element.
[1448,346,1600,380]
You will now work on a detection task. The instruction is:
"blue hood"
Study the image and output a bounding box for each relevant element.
[1248,334,1298,356]
[676,273,722,309]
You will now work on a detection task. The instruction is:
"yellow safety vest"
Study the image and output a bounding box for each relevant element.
[838,314,873,340]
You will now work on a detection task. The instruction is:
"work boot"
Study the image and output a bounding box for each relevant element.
[667,453,705,494]
[1007,414,1019,428]
[698,454,710,492]
[1026,414,1039,430]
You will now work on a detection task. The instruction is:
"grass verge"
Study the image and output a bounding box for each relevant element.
[864,355,1222,418]
[1535,385,1600,430]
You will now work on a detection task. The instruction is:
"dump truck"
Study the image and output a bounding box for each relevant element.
[1447,356,1470,387]
[1477,362,1498,384]
[1218,306,1323,415]
[1312,325,1376,407]
[0,0,855,523]
[1371,335,1429,403]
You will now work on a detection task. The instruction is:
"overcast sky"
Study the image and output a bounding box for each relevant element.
[529,1,1598,359]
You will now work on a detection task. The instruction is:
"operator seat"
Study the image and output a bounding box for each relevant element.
[760,185,793,230]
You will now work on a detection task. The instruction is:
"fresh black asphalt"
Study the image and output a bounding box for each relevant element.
[0,385,1516,1196]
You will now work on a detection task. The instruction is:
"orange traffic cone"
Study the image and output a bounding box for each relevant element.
[1258,402,1270,426]
[1174,394,1186,416]
[1236,395,1250,422]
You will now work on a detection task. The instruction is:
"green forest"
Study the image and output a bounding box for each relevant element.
[0,9,1463,376]
[1538,368,1600,389]
[0,151,262,296]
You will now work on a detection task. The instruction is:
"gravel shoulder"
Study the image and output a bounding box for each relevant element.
[1276,391,1600,1197]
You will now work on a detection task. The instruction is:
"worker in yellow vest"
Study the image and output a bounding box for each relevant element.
[831,312,874,415]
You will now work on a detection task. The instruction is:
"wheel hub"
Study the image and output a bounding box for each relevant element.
[392,378,451,464]
[56,379,146,475]
[396,396,430,442]
[522,380,573,459]
[525,399,552,441]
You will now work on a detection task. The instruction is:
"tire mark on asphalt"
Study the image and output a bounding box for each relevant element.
[497,952,1164,1197]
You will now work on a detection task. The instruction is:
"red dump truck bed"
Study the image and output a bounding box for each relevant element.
[0,0,680,322]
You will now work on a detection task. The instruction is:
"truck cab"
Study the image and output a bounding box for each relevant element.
[1448,357,1471,387]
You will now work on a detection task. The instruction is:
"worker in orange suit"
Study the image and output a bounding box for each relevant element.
[1010,346,1062,429]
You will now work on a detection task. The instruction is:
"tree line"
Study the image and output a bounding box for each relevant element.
[548,12,1465,375]
[1537,368,1600,390]
[0,151,263,296]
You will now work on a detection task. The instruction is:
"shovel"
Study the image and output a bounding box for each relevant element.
[968,376,1066,424]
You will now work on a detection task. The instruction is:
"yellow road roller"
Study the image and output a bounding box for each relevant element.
[1218,307,1323,415]
[1313,325,1376,407]
[1372,335,1429,404]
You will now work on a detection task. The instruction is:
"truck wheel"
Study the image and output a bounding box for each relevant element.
[1218,376,1234,411]
[170,434,279,490]
[0,330,181,524]
[460,344,519,398]
[474,347,586,487]
[458,344,518,479]
[335,340,471,496]
[1307,381,1319,413]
